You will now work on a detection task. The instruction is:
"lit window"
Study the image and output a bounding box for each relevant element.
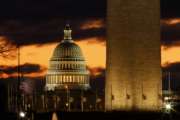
[78,76,80,83]
[63,76,66,83]
[69,76,72,82]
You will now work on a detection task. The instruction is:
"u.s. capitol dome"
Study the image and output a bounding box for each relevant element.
[46,24,90,91]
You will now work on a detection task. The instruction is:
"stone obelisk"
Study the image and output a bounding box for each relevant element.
[105,0,162,111]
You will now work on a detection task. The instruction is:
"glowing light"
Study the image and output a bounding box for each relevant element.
[19,111,26,118]
[65,85,68,89]
[161,18,180,25]
[65,103,69,107]
[165,103,172,110]
[51,112,58,120]
[80,19,104,30]
[164,97,169,101]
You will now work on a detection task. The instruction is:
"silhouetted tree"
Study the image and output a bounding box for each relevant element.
[0,37,16,59]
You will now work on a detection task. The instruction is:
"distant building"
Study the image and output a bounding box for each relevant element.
[6,25,104,113]
[46,24,90,91]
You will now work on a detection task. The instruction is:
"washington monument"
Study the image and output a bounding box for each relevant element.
[105,0,162,111]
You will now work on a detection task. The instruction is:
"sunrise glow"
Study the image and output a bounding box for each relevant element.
[161,18,180,26]
[0,37,106,72]
[161,46,180,66]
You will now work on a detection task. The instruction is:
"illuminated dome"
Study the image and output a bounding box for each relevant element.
[52,41,84,59]
[46,24,90,91]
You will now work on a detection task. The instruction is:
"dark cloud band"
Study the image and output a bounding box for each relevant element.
[0,63,46,74]
[0,18,106,46]
[161,19,180,47]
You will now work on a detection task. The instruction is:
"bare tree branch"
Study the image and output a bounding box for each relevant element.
[0,36,16,59]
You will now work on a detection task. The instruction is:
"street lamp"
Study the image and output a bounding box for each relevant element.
[165,103,172,110]
[65,85,70,111]
[164,96,169,101]
[163,102,173,114]
[19,111,26,118]
[17,45,24,120]
[65,103,69,107]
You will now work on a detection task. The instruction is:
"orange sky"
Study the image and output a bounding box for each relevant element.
[0,40,179,78]
[0,37,106,68]
[1,18,179,71]
[0,36,180,78]
[0,39,179,68]
[0,15,179,79]
[161,45,180,67]
[160,18,180,66]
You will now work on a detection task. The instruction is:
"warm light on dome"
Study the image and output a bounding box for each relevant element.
[46,24,90,91]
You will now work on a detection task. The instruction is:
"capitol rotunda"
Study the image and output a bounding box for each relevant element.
[46,24,90,91]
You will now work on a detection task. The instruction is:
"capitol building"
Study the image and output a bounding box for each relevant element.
[7,24,104,113]
[46,24,90,91]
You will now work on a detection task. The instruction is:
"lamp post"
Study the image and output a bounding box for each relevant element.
[65,85,70,111]
[19,111,26,119]
[163,102,173,114]
[162,72,173,116]
[17,45,30,120]
[17,45,23,119]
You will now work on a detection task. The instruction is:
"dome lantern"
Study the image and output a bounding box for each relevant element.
[63,24,72,40]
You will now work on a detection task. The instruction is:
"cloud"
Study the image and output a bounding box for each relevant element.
[0,18,105,47]
[160,0,180,48]
[162,62,180,72]
[0,0,106,46]
[161,18,180,25]
[0,63,47,78]
[0,36,16,59]
[88,67,105,76]
[0,64,106,80]
[80,19,105,30]
[161,18,180,48]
